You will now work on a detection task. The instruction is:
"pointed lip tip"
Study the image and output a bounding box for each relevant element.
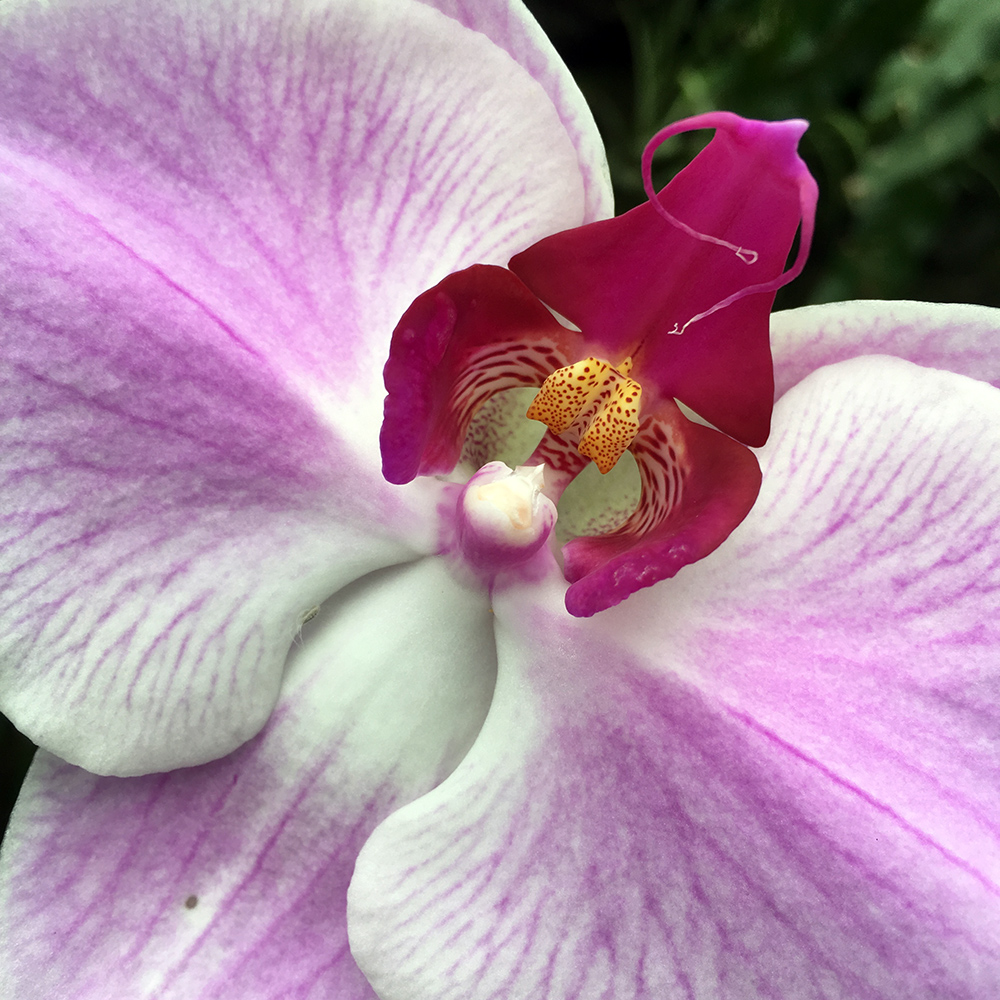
[774,117,810,139]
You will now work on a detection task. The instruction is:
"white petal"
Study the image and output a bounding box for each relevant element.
[417,0,613,224]
[348,357,1000,999]
[0,0,595,771]
[0,556,496,999]
[772,300,1000,398]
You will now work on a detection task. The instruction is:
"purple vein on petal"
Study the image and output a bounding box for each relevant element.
[350,599,1000,998]
[723,706,1000,900]
[118,768,246,967]
[3,559,497,998]
[153,735,361,993]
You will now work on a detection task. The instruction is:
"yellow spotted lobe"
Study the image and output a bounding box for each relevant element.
[526,357,611,433]
[527,356,642,474]
[579,374,642,473]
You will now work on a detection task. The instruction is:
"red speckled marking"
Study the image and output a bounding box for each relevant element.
[527,357,641,473]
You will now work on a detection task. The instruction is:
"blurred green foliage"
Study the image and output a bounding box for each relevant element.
[525,0,1000,308]
[2,0,999,840]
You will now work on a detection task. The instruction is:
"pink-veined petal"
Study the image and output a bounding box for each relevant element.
[348,357,1000,999]
[0,119,431,776]
[562,397,762,616]
[510,113,817,447]
[772,300,1000,399]
[0,557,496,1000]
[1,0,595,454]
[668,355,1000,924]
[0,0,597,771]
[415,0,613,224]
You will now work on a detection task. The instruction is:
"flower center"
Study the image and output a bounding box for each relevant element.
[526,357,642,474]
[457,462,557,574]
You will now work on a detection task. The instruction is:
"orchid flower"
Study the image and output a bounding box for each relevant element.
[2,1,1000,999]
[381,108,816,617]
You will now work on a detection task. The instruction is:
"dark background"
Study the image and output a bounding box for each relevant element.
[3,0,999,837]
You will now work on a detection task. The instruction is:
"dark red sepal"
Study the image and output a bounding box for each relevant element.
[562,398,762,617]
[380,264,575,484]
[510,114,816,447]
